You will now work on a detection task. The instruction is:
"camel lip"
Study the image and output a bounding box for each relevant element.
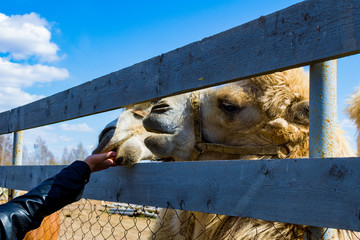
[158,157,174,162]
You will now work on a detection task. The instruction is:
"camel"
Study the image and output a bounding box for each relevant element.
[346,89,360,156]
[142,68,358,239]
[92,102,156,166]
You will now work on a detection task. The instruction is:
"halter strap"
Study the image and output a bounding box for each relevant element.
[191,91,202,143]
[188,91,290,161]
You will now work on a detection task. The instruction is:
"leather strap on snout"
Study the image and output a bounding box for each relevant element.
[191,92,202,143]
[189,91,202,161]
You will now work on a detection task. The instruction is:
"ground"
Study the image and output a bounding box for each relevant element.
[0,196,156,240]
[58,199,156,240]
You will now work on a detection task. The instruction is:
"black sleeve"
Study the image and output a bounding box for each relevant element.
[0,161,91,240]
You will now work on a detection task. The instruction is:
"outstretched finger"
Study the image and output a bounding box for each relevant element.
[105,151,117,160]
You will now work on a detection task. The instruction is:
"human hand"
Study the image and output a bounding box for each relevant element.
[84,151,117,173]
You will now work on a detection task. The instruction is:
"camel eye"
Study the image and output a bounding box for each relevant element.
[221,102,239,112]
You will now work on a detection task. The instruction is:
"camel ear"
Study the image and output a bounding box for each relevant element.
[289,100,309,124]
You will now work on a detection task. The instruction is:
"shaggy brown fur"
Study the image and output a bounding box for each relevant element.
[143,68,358,239]
[346,89,360,155]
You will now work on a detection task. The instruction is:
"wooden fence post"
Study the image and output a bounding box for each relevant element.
[307,60,338,239]
[8,131,23,200]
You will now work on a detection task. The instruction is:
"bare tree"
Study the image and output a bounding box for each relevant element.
[0,134,12,165]
[73,143,88,161]
[33,137,56,165]
[61,143,89,164]
[61,147,72,165]
[22,145,30,165]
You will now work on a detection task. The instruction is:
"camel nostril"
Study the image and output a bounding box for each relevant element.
[151,102,171,114]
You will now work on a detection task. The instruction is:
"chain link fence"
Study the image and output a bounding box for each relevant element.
[1,191,349,240]
[58,199,156,239]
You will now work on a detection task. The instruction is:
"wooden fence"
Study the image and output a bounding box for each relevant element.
[1,0,360,238]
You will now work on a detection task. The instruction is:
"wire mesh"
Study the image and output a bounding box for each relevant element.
[1,194,360,239]
[57,199,157,240]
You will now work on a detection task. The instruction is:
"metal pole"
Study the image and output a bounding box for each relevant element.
[8,131,23,200]
[306,60,337,239]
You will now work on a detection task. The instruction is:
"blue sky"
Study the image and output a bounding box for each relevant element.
[1,0,359,160]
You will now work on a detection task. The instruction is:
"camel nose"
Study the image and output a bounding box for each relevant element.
[150,102,171,114]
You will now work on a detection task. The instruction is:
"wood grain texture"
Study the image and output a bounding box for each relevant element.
[0,0,359,134]
[0,111,10,134]
[1,157,360,231]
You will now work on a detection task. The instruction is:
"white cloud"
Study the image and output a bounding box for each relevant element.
[59,123,95,132]
[0,12,69,112]
[0,57,69,88]
[0,12,60,62]
[0,87,44,112]
[0,57,69,111]
[59,135,73,142]
[23,126,58,148]
[23,126,70,160]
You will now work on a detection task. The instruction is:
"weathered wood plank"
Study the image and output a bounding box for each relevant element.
[1,0,360,134]
[0,111,10,134]
[1,157,360,231]
[0,165,65,191]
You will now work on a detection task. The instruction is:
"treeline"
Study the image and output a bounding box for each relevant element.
[0,135,12,165]
[0,135,89,165]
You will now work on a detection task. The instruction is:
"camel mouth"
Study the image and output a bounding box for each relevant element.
[110,147,118,153]
[158,157,174,162]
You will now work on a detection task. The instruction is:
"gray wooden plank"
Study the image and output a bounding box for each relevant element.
[1,0,360,134]
[0,165,65,191]
[0,111,10,134]
[1,157,360,231]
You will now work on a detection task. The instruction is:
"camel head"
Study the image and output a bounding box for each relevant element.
[143,68,312,161]
[93,102,156,167]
